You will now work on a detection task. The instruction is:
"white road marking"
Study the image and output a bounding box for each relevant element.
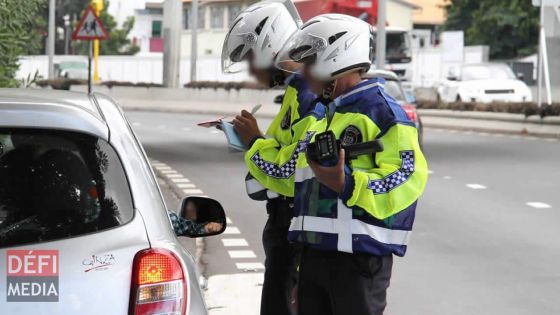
[183,188,204,195]
[183,127,191,131]
[223,226,241,234]
[428,170,434,174]
[443,176,452,180]
[166,174,183,178]
[526,202,552,209]
[161,170,177,174]
[177,183,196,188]
[228,250,257,259]
[222,239,249,247]
[210,130,221,134]
[235,262,265,271]
[172,178,191,183]
[158,125,166,129]
[466,184,487,190]
[526,137,539,140]
[477,132,490,137]
[545,138,558,142]
[155,166,172,170]
[151,163,167,167]
[132,122,141,126]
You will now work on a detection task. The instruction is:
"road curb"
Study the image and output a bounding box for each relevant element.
[418,109,560,125]
[122,105,278,119]
[122,104,560,139]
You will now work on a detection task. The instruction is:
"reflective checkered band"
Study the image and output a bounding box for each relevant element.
[368,151,415,194]
[250,132,315,179]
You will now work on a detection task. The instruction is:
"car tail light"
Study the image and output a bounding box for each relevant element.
[129,249,187,315]
[402,104,418,123]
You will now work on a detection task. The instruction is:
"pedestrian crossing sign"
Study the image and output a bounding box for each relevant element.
[72,5,109,40]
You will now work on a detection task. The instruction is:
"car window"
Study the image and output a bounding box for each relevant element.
[0,129,134,248]
[461,64,515,81]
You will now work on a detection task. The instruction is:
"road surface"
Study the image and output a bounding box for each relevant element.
[127,110,560,315]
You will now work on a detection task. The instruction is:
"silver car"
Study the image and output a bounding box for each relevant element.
[0,89,226,314]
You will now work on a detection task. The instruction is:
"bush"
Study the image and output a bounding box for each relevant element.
[36,78,86,90]
[101,81,163,88]
[417,100,560,118]
[184,81,271,91]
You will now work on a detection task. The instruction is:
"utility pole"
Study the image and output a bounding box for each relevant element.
[163,0,182,88]
[47,0,55,79]
[190,0,198,82]
[91,0,103,82]
[375,0,386,70]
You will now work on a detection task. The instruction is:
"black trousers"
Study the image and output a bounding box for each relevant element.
[297,247,393,315]
[261,198,297,315]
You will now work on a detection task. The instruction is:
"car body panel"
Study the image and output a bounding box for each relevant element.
[0,89,208,315]
[0,213,150,314]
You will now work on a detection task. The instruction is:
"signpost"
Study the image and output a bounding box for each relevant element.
[71,5,109,94]
[532,0,560,106]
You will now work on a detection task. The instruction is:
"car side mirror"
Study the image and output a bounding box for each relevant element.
[516,72,525,81]
[274,94,284,104]
[178,196,227,238]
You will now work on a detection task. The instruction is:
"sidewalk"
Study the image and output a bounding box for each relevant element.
[117,98,279,119]
[117,97,560,139]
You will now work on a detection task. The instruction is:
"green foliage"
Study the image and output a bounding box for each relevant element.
[444,0,539,59]
[73,1,140,55]
[0,0,46,87]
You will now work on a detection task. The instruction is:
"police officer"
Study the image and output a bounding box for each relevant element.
[273,14,429,314]
[221,2,318,314]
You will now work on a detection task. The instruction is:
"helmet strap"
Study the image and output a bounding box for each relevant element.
[321,79,338,101]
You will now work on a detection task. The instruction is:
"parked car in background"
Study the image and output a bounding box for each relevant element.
[55,61,88,80]
[364,70,423,146]
[437,63,533,103]
[0,89,226,315]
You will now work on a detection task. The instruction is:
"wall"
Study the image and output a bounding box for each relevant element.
[17,55,249,86]
[387,1,415,30]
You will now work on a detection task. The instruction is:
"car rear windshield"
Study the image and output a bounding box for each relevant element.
[0,129,134,248]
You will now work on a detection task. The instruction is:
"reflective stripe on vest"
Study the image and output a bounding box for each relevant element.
[289,199,411,253]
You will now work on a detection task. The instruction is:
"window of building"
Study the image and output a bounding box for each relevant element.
[152,20,162,37]
[210,5,225,29]
[227,4,242,28]
[183,6,206,29]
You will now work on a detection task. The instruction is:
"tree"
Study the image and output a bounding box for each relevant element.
[444,0,539,59]
[0,0,46,87]
[72,1,140,55]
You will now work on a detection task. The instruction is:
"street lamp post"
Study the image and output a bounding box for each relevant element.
[47,0,55,79]
[163,0,182,88]
[375,0,386,70]
[190,0,198,82]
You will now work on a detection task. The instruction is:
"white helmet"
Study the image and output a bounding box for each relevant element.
[276,14,374,81]
[221,1,300,74]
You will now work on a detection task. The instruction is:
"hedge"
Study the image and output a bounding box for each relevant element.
[417,100,560,118]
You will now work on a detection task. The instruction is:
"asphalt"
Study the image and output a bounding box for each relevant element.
[127,110,560,315]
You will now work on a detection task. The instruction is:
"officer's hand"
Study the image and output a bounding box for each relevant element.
[232,110,263,147]
[307,149,346,194]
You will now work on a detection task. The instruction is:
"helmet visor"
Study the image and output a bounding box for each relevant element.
[275,30,326,74]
